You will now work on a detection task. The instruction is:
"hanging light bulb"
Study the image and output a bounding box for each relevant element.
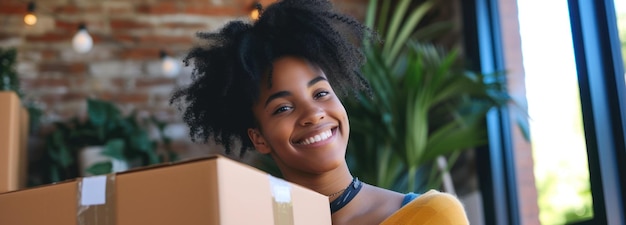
[160,50,180,78]
[250,2,262,21]
[24,2,37,26]
[72,23,93,53]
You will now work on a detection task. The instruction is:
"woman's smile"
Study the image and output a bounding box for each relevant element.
[294,127,337,146]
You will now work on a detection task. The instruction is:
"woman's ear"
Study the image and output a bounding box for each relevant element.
[247,128,271,154]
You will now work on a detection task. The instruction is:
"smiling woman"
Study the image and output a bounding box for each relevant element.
[170,0,469,224]
[247,57,350,181]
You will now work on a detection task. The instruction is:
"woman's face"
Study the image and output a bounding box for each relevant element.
[248,56,350,177]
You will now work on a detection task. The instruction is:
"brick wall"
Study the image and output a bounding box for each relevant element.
[0,0,367,160]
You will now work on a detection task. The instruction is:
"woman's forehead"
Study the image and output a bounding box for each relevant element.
[261,56,326,88]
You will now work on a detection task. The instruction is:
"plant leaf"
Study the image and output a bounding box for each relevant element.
[382,0,411,57]
[102,139,126,160]
[86,162,113,175]
[387,1,434,65]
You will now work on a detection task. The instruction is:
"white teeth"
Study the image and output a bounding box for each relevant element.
[299,129,332,145]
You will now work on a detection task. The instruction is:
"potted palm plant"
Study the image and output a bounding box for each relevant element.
[344,0,511,193]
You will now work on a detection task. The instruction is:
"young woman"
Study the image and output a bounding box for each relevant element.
[171,0,468,224]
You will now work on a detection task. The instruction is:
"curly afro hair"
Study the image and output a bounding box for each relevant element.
[170,0,374,157]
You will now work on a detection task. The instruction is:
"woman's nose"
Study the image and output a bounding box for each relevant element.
[299,104,325,126]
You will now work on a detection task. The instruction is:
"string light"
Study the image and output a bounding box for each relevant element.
[72,23,93,53]
[24,2,37,26]
[160,50,180,78]
[250,2,262,21]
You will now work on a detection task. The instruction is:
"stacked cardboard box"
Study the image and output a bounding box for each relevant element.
[0,155,331,225]
[0,91,28,193]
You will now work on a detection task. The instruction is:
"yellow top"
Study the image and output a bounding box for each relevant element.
[380,190,469,225]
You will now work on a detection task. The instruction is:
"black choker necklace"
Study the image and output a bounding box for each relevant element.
[330,177,362,214]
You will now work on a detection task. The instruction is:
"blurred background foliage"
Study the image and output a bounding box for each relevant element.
[344,0,512,193]
[33,98,176,185]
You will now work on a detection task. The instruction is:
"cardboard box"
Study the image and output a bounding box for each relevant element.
[0,91,28,193]
[0,155,331,225]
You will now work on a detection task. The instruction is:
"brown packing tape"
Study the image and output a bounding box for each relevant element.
[269,176,295,225]
[77,174,116,225]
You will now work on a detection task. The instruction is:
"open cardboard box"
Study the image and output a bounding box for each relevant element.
[0,155,331,225]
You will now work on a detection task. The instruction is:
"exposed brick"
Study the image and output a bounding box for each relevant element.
[102,1,134,15]
[26,33,73,43]
[110,19,153,30]
[82,5,104,14]
[40,50,58,60]
[161,22,208,30]
[100,92,150,104]
[135,77,177,88]
[119,48,161,60]
[89,61,143,78]
[111,78,133,89]
[184,5,242,16]
[55,20,81,33]
[138,35,193,45]
[136,2,181,14]
[54,5,80,14]
[90,33,104,45]
[70,77,88,89]
[112,34,138,44]
[38,62,88,75]
[39,91,88,104]
[21,77,72,89]
[51,100,89,120]
[0,2,26,14]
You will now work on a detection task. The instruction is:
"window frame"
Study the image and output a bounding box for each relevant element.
[568,0,626,224]
[461,0,521,224]
[461,0,626,224]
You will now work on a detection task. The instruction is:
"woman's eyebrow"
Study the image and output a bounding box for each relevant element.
[264,76,328,107]
[308,76,327,87]
[265,91,290,107]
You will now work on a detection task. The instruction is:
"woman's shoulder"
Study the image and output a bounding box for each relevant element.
[381,190,469,225]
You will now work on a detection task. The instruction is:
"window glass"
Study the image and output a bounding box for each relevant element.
[517,0,594,224]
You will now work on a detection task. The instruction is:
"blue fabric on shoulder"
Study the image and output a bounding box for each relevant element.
[402,192,420,206]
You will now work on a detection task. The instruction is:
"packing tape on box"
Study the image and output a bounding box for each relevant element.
[269,176,294,225]
[77,174,116,225]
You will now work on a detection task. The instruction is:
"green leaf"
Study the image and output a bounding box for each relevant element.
[364,0,377,31]
[102,139,126,160]
[411,21,455,42]
[87,98,121,127]
[382,0,412,57]
[387,1,435,65]
[424,121,488,162]
[86,162,113,175]
[377,0,391,39]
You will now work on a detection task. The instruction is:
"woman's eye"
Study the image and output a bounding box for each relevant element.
[273,106,292,114]
[314,91,330,99]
